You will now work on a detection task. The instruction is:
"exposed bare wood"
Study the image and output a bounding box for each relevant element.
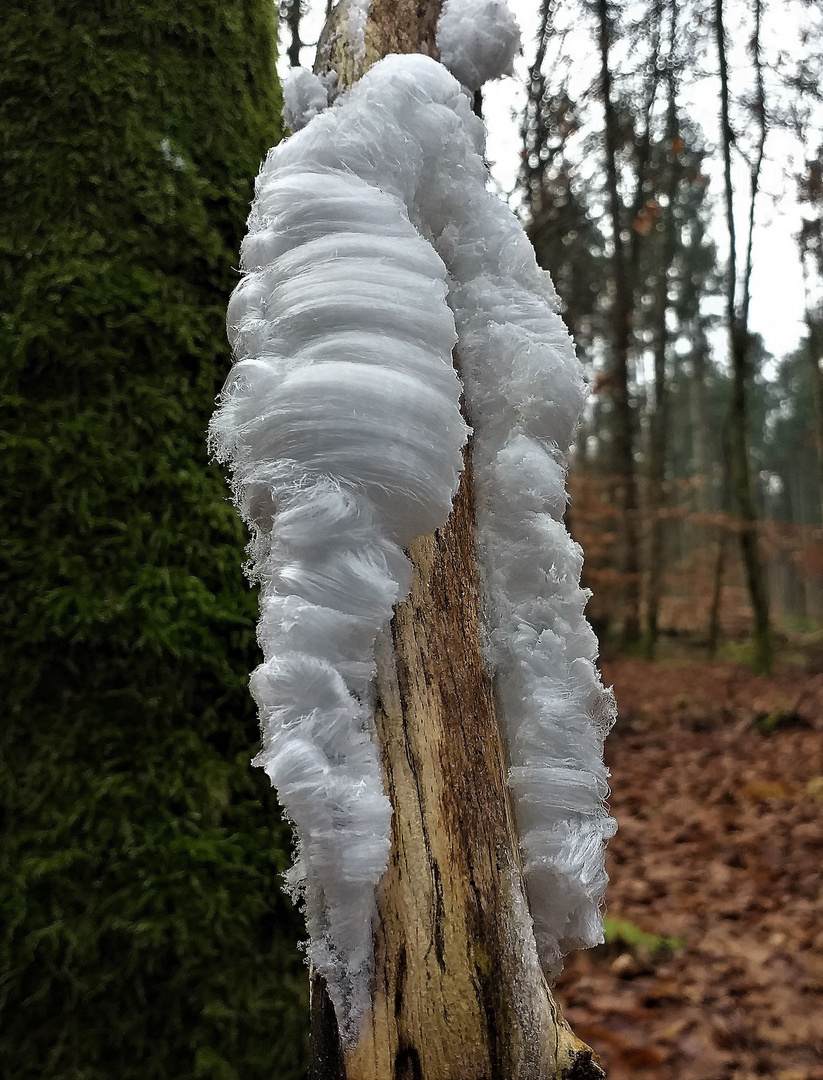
[307,2,605,1075]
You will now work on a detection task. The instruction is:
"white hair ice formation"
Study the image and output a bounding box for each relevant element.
[210,30,616,1039]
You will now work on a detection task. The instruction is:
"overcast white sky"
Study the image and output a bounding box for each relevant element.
[284,0,810,363]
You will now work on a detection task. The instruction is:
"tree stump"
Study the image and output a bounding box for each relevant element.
[308,4,605,1075]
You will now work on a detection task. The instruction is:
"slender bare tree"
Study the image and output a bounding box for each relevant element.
[644,0,682,658]
[715,0,773,672]
[596,0,664,646]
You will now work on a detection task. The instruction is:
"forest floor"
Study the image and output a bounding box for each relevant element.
[554,652,823,1080]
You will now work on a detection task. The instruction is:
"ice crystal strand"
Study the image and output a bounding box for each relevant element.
[210,155,467,1032]
[347,0,373,62]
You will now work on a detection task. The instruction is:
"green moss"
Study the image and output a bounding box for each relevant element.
[602,918,684,956]
[755,706,802,735]
[0,3,307,1077]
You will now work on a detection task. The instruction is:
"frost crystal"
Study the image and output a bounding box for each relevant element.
[282,68,329,132]
[436,0,521,90]
[211,52,614,1036]
[346,0,373,62]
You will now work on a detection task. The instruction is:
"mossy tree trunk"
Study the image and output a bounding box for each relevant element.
[1,3,309,1077]
[308,3,604,1077]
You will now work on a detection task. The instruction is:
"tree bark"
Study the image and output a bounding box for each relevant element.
[308,2,604,1076]
[315,0,442,87]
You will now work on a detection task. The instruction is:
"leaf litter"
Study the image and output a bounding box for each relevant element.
[554,657,823,1080]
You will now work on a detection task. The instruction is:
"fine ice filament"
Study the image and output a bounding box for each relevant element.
[211,48,615,1037]
[436,0,521,91]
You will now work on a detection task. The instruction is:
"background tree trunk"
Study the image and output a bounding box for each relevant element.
[282,0,303,67]
[597,0,642,647]
[715,0,772,673]
[801,268,823,527]
[808,325,823,528]
[644,5,681,659]
[309,2,603,1076]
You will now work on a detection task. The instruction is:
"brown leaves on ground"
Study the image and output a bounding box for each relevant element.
[555,658,823,1080]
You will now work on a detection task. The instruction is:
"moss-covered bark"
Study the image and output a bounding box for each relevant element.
[0,3,307,1077]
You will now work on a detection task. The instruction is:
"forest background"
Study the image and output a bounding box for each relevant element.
[2,0,822,1078]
